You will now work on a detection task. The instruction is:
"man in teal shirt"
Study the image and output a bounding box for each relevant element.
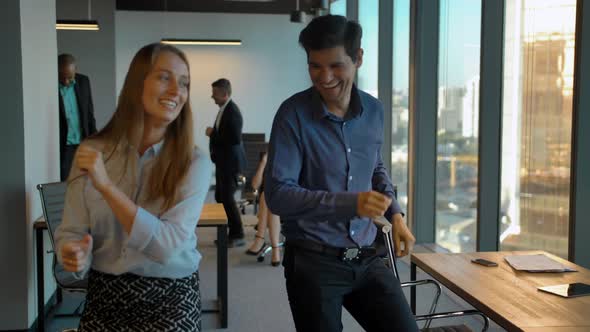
[58,54,97,180]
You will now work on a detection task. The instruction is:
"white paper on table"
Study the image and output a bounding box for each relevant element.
[504,254,577,272]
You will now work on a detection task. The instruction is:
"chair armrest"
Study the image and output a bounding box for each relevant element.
[373,216,392,233]
[415,309,490,332]
[401,279,442,293]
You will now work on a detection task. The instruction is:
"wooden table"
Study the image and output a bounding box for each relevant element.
[34,203,229,331]
[410,251,590,332]
[195,203,229,328]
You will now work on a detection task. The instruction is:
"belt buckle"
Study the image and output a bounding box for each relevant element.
[341,248,360,261]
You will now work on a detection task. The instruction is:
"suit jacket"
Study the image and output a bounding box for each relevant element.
[209,100,247,174]
[58,73,97,158]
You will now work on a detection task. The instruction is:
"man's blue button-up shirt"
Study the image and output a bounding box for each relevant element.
[264,85,403,248]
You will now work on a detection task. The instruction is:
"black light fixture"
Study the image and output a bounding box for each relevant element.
[56,0,99,31]
[313,0,330,16]
[161,39,242,46]
[290,0,306,23]
[159,0,241,46]
[56,19,99,31]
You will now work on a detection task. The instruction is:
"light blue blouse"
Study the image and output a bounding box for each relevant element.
[55,140,212,279]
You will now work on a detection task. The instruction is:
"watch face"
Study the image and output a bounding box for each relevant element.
[538,283,590,298]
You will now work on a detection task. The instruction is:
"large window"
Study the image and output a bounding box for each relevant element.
[357,1,379,97]
[391,0,410,212]
[330,0,346,17]
[436,0,481,253]
[500,0,576,259]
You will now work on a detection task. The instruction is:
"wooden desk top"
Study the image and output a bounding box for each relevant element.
[34,203,227,228]
[197,203,227,226]
[411,251,590,332]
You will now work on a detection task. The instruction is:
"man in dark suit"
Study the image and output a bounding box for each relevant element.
[206,78,247,246]
[58,53,97,181]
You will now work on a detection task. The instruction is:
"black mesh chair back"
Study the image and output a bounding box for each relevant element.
[241,133,267,193]
[37,182,88,291]
[242,133,266,143]
[239,141,268,214]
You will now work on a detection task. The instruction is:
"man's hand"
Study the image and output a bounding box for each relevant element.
[392,213,415,257]
[60,234,93,272]
[357,191,392,219]
[206,127,214,137]
[75,145,112,192]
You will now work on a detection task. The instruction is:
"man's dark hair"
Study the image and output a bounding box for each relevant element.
[211,78,232,96]
[58,53,76,67]
[298,15,362,62]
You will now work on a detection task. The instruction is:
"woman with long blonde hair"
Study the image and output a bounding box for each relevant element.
[55,42,211,331]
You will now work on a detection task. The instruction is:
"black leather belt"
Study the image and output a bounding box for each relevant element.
[287,240,377,261]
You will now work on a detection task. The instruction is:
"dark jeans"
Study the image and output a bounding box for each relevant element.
[283,244,419,332]
[215,168,243,238]
[61,144,79,181]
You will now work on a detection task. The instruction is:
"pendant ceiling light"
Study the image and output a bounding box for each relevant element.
[160,1,240,46]
[161,39,242,46]
[56,0,99,31]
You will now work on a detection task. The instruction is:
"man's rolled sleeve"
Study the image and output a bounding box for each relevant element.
[338,192,359,218]
[385,198,403,221]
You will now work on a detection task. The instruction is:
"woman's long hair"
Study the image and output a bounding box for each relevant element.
[91,43,194,211]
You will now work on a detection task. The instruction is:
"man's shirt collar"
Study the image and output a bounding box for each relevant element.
[219,98,231,112]
[312,84,364,121]
[59,79,77,89]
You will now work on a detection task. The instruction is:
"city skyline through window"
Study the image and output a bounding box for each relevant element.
[500,0,576,259]
[329,0,346,17]
[358,1,379,98]
[392,0,410,213]
[333,0,576,256]
[435,0,482,253]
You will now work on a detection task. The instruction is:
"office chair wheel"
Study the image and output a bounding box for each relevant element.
[257,255,265,262]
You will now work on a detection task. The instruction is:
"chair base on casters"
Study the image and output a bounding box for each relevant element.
[238,190,259,215]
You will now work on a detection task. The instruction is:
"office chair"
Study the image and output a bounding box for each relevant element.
[238,141,268,215]
[373,217,490,332]
[37,182,87,317]
[242,132,266,143]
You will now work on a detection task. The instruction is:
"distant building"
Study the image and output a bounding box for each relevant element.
[438,86,465,135]
[462,76,479,138]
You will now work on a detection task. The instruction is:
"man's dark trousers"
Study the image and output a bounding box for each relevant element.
[283,244,419,332]
[60,144,79,181]
[215,167,243,238]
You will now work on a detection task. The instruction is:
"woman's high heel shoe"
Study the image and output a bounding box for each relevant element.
[245,234,267,256]
[271,246,281,267]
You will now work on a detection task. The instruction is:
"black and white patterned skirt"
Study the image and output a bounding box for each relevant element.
[79,269,201,332]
